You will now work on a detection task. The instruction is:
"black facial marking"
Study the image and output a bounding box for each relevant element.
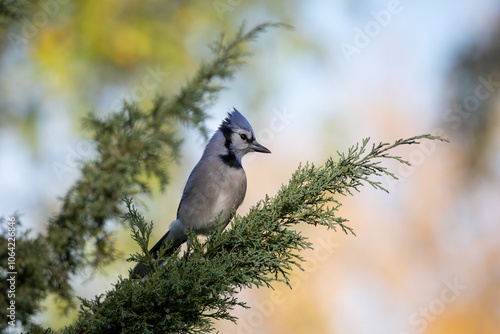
[219,124,233,150]
[220,153,242,169]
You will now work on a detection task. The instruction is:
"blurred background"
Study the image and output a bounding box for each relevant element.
[1,0,500,333]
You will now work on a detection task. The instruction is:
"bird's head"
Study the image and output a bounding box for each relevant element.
[219,108,271,158]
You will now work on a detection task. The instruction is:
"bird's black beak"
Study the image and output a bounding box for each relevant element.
[250,141,271,154]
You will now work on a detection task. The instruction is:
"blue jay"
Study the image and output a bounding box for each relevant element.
[133,108,270,276]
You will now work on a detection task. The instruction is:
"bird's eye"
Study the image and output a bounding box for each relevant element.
[240,134,248,141]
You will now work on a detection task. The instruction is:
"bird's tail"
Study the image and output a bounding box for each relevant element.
[132,227,187,277]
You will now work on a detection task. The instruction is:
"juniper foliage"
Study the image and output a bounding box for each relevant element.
[58,134,446,334]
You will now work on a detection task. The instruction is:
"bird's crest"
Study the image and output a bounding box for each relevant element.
[220,108,253,132]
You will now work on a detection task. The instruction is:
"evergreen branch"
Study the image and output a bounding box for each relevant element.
[56,135,446,334]
[121,197,154,265]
